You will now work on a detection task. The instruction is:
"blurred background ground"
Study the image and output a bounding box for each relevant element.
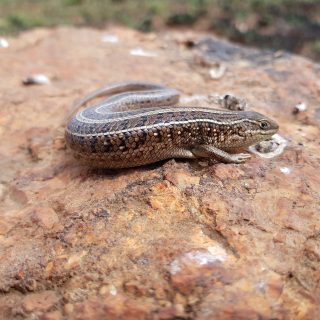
[0,0,319,61]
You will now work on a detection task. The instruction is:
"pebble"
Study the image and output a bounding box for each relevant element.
[32,206,60,229]
[101,34,119,43]
[209,63,226,79]
[41,310,62,320]
[220,94,247,111]
[280,167,291,175]
[64,251,87,270]
[0,38,9,48]
[249,134,287,159]
[293,102,307,114]
[255,140,278,153]
[129,47,158,57]
[23,74,51,85]
[22,291,59,312]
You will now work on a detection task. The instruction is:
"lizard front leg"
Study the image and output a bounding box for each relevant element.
[192,145,251,164]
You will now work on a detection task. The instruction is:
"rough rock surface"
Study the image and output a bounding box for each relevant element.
[0,27,319,320]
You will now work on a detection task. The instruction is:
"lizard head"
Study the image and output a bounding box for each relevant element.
[240,111,279,145]
[224,111,279,150]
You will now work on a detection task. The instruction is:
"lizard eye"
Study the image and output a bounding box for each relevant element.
[259,121,270,130]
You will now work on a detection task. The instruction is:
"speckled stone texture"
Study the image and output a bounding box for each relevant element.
[0,27,319,320]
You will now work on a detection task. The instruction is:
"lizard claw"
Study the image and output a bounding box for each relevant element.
[231,153,251,163]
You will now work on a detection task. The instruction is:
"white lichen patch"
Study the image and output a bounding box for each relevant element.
[207,245,228,261]
[254,281,266,293]
[129,47,158,57]
[185,250,224,265]
[169,247,227,275]
[0,38,9,48]
[280,167,291,174]
[109,285,117,296]
[101,34,119,43]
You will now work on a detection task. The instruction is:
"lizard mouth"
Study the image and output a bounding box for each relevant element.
[262,128,279,135]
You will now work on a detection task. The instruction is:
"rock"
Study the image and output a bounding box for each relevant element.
[63,303,74,316]
[123,280,147,297]
[64,251,87,270]
[41,310,62,320]
[22,291,59,313]
[69,294,151,320]
[26,127,51,161]
[31,206,60,229]
[0,183,6,201]
[8,186,28,206]
[169,248,231,295]
[213,164,245,180]
[164,163,200,189]
[0,26,319,319]
[0,220,12,236]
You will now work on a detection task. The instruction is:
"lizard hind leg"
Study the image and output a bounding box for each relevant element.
[167,148,197,159]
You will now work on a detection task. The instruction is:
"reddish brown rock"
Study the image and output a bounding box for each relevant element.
[68,294,151,320]
[213,163,245,180]
[0,26,319,319]
[164,162,200,189]
[41,310,62,320]
[22,291,59,313]
[31,206,60,230]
